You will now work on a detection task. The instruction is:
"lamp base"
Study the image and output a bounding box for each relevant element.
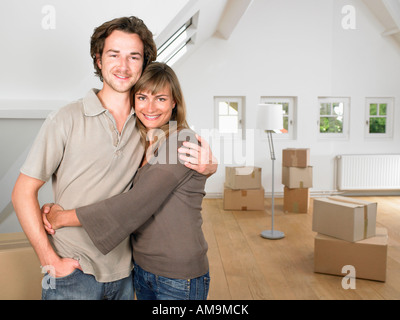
[260,230,285,240]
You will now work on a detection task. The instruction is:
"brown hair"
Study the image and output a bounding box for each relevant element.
[132,62,189,146]
[90,16,157,81]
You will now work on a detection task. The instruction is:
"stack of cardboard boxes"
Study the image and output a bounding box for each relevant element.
[0,232,42,299]
[282,148,312,213]
[313,196,388,282]
[223,166,264,211]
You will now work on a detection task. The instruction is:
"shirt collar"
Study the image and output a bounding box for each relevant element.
[83,88,135,117]
[83,89,107,117]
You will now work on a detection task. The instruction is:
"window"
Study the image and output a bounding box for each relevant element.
[318,97,350,139]
[214,97,244,138]
[156,14,198,66]
[260,96,297,140]
[365,98,394,139]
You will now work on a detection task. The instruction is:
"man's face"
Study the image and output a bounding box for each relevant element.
[97,30,144,94]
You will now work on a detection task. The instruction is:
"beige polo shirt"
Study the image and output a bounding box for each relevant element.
[21,89,144,282]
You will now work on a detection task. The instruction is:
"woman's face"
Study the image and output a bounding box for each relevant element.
[134,84,175,130]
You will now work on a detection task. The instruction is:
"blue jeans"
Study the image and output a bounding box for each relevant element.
[41,269,134,300]
[134,263,210,300]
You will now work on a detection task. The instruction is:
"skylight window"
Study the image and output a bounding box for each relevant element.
[157,15,197,65]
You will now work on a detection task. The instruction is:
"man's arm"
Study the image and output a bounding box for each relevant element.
[12,173,80,277]
[179,134,218,176]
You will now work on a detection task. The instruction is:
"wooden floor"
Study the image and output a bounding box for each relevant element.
[201,196,400,300]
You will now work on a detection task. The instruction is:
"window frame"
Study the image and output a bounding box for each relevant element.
[214,96,245,139]
[156,14,198,66]
[364,97,394,139]
[317,96,350,140]
[260,96,297,140]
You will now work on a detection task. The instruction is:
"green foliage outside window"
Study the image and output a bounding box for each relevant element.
[319,102,344,133]
[369,103,387,134]
[320,117,343,133]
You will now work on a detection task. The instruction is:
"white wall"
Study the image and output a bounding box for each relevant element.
[175,0,400,196]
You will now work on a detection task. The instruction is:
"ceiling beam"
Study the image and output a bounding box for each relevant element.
[216,0,253,40]
[383,0,400,29]
[382,26,400,36]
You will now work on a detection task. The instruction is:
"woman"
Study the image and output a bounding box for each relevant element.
[44,62,210,300]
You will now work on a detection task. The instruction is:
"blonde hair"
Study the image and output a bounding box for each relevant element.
[132,62,189,147]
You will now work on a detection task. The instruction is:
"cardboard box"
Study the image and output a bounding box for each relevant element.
[223,186,265,211]
[0,232,43,300]
[283,187,310,213]
[314,228,388,282]
[282,166,313,188]
[225,166,262,190]
[312,196,377,242]
[282,148,310,168]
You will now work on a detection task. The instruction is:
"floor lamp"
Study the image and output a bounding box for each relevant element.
[257,104,285,240]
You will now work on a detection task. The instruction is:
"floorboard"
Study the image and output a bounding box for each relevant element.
[202,196,400,300]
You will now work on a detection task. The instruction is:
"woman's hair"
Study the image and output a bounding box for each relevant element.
[132,62,189,146]
[90,16,157,81]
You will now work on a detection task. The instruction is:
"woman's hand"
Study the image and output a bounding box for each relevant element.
[178,134,218,176]
[42,203,64,234]
[42,203,82,234]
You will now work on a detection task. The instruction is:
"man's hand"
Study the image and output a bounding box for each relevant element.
[46,256,82,278]
[178,134,218,176]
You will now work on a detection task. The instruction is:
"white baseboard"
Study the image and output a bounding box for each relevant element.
[204,189,399,199]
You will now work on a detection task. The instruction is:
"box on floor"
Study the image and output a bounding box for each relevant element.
[312,196,377,242]
[0,232,42,300]
[283,187,310,213]
[223,186,265,211]
[314,227,388,282]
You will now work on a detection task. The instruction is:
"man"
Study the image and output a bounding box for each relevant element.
[11,16,217,300]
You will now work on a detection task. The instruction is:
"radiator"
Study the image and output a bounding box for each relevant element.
[336,154,400,191]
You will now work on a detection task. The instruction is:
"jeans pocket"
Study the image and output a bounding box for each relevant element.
[53,268,81,281]
[41,269,82,300]
[157,276,190,300]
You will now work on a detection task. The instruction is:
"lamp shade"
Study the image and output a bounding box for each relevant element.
[257,104,283,132]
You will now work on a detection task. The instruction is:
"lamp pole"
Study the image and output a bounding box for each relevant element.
[261,130,285,240]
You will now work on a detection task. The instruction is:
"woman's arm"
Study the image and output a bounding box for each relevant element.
[43,135,215,233]
[79,159,194,254]
[42,160,192,241]
[76,130,201,255]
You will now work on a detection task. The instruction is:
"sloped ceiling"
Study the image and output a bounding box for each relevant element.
[156,0,252,67]
[363,0,400,46]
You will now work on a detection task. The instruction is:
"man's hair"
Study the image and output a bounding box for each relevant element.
[90,16,157,81]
